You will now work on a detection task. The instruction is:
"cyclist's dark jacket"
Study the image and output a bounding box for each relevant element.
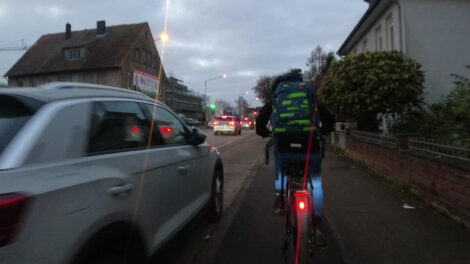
[256,73,335,153]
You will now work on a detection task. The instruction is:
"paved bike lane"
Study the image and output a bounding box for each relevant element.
[211,151,344,264]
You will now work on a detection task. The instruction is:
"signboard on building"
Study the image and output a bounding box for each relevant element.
[133,70,159,93]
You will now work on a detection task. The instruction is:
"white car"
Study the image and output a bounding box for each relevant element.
[213,115,242,135]
[0,82,224,264]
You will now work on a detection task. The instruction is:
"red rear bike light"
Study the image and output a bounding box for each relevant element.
[0,193,29,247]
[298,201,306,211]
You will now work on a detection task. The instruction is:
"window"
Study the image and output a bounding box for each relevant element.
[0,96,37,155]
[375,25,382,51]
[69,48,81,60]
[362,38,368,52]
[386,14,395,50]
[30,77,37,86]
[17,79,23,87]
[143,104,188,145]
[87,101,164,154]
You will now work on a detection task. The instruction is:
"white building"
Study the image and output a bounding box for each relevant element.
[338,0,470,103]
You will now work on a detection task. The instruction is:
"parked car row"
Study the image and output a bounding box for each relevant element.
[0,82,224,264]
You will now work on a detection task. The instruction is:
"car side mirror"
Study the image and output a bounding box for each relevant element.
[191,127,206,145]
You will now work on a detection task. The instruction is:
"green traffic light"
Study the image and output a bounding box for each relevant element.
[210,104,216,110]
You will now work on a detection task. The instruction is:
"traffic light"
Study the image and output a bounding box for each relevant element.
[210,104,216,111]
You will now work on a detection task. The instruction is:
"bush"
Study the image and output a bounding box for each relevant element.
[322,51,425,131]
[417,67,470,142]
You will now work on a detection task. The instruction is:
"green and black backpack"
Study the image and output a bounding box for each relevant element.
[268,81,321,154]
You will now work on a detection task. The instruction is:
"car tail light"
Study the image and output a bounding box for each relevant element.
[249,121,253,125]
[213,121,219,125]
[0,193,29,247]
[228,121,235,126]
[222,115,227,119]
[240,121,243,125]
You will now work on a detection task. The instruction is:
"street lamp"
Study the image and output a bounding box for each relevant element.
[204,74,226,121]
[204,74,226,107]
[157,32,169,42]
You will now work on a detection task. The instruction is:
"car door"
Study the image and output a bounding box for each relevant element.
[141,103,207,246]
[85,100,183,250]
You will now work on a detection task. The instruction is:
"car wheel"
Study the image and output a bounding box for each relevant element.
[207,168,223,222]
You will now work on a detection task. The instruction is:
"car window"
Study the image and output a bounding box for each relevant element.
[87,101,164,154]
[0,96,37,156]
[143,104,188,145]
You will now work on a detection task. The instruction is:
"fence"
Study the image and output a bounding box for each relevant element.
[409,136,470,162]
[348,130,470,162]
[350,130,396,146]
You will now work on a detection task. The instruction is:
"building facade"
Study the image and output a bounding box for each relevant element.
[165,76,204,120]
[338,0,470,103]
[5,21,168,102]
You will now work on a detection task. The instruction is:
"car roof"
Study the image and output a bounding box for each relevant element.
[0,82,164,106]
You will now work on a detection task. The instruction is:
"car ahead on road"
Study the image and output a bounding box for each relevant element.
[213,115,242,135]
[241,117,254,129]
[0,82,224,264]
[207,119,215,128]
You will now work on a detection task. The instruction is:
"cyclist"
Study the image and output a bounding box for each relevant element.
[255,69,335,246]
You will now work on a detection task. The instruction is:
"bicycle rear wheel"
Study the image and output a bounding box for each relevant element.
[283,192,313,264]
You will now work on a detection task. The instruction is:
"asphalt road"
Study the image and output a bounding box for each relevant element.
[150,129,470,264]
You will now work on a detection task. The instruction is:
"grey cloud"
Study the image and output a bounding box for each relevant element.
[0,0,367,106]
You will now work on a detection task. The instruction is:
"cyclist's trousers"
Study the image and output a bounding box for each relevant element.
[274,145,323,218]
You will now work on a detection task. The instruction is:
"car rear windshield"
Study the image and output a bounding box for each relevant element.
[214,116,234,121]
[0,95,39,155]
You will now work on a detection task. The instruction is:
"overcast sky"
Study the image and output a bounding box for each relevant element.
[0,0,367,106]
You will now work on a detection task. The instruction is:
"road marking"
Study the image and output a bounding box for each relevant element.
[216,132,253,149]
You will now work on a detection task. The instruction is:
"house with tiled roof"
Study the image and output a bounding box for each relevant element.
[338,0,470,103]
[5,21,168,102]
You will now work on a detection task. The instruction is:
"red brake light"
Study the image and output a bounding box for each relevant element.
[249,121,252,125]
[0,193,29,247]
[131,126,140,132]
[244,117,248,120]
[222,115,227,119]
[298,201,306,211]
[240,121,243,124]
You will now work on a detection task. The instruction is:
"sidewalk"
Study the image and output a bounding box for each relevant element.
[323,152,470,263]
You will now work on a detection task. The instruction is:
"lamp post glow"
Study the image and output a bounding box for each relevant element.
[158,32,169,42]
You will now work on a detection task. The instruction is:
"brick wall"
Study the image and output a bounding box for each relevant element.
[345,135,470,225]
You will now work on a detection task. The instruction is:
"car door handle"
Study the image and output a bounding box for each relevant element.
[177,164,189,174]
[108,183,133,197]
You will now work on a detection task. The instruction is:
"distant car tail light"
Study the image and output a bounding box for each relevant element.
[222,115,227,119]
[240,121,243,125]
[228,121,235,126]
[0,193,29,247]
[249,121,253,125]
[213,121,219,125]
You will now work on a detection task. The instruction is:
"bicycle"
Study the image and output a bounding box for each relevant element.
[280,135,325,264]
[280,162,316,264]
